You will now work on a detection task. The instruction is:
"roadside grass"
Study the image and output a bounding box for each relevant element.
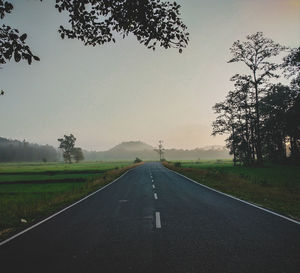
[164,160,300,220]
[0,173,103,183]
[0,161,130,174]
[0,161,139,241]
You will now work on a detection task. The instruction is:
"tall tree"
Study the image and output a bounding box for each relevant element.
[282,47,300,160]
[212,77,256,166]
[228,32,285,165]
[58,134,76,163]
[260,84,298,162]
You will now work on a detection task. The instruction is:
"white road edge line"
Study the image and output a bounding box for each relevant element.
[152,184,155,189]
[155,212,161,228]
[165,167,300,225]
[154,193,158,199]
[0,168,135,247]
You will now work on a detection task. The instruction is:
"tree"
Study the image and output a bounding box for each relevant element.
[260,84,298,162]
[58,134,76,163]
[55,0,189,52]
[0,0,188,69]
[228,32,285,165]
[286,95,300,161]
[282,47,300,162]
[134,157,142,163]
[282,47,300,78]
[0,1,40,67]
[71,147,84,163]
[212,80,256,166]
[0,137,59,162]
[212,33,300,166]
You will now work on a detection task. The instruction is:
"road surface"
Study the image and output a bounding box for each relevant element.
[1,162,299,273]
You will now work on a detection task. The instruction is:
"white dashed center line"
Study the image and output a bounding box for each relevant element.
[155,212,161,228]
[152,184,155,189]
[154,193,158,199]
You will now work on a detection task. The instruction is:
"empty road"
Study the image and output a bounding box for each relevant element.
[1,162,300,273]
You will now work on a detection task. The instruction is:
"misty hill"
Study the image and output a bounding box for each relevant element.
[110,141,154,152]
[0,137,59,162]
[83,141,231,161]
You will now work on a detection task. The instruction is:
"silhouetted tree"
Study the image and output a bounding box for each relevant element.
[228,32,285,165]
[212,33,300,166]
[55,0,189,52]
[282,47,300,160]
[260,84,298,162]
[0,0,188,68]
[134,157,142,163]
[0,0,188,95]
[71,147,84,163]
[212,78,256,166]
[283,47,300,78]
[58,134,76,163]
[286,95,300,161]
[0,1,40,67]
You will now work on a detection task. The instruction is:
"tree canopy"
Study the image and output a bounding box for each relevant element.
[0,0,189,68]
[213,32,300,166]
[58,134,76,163]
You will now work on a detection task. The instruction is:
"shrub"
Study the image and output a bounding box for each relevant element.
[134,157,142,163]
[174,162,181,168]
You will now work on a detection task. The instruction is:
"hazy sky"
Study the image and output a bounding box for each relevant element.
[1,0,299,150]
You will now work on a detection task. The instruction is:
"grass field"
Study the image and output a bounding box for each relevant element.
[164,160,300,220]
[0,161,130,174]
[0,161,137,241]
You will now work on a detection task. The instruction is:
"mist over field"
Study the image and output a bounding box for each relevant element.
[0,137,230,162]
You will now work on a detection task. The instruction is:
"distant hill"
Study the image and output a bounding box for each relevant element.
[83,141,231,161]
[109,141,154,152]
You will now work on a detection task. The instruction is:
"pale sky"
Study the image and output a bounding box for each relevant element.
[0,0,299,150]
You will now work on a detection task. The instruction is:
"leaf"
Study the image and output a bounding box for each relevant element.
[27,55,32,65]
[14,51,21,62]
[33,55,40,61]
[20,33,27,42]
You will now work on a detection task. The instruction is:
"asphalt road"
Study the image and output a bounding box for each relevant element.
[1,162,299,273]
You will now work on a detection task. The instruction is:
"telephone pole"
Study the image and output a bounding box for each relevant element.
[156,140,165,161]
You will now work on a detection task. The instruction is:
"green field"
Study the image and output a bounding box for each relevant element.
[180,160,300,188]
[0,161,130,174]
[0,161,136,240]
[164,160,300,220]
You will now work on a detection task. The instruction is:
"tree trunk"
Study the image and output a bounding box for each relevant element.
[253,71,263,166]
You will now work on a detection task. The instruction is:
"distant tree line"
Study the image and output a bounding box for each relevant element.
[0,137,59,162]
[212,32,300,166]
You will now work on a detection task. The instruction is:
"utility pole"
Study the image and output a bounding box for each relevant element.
[155,140,165,161]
